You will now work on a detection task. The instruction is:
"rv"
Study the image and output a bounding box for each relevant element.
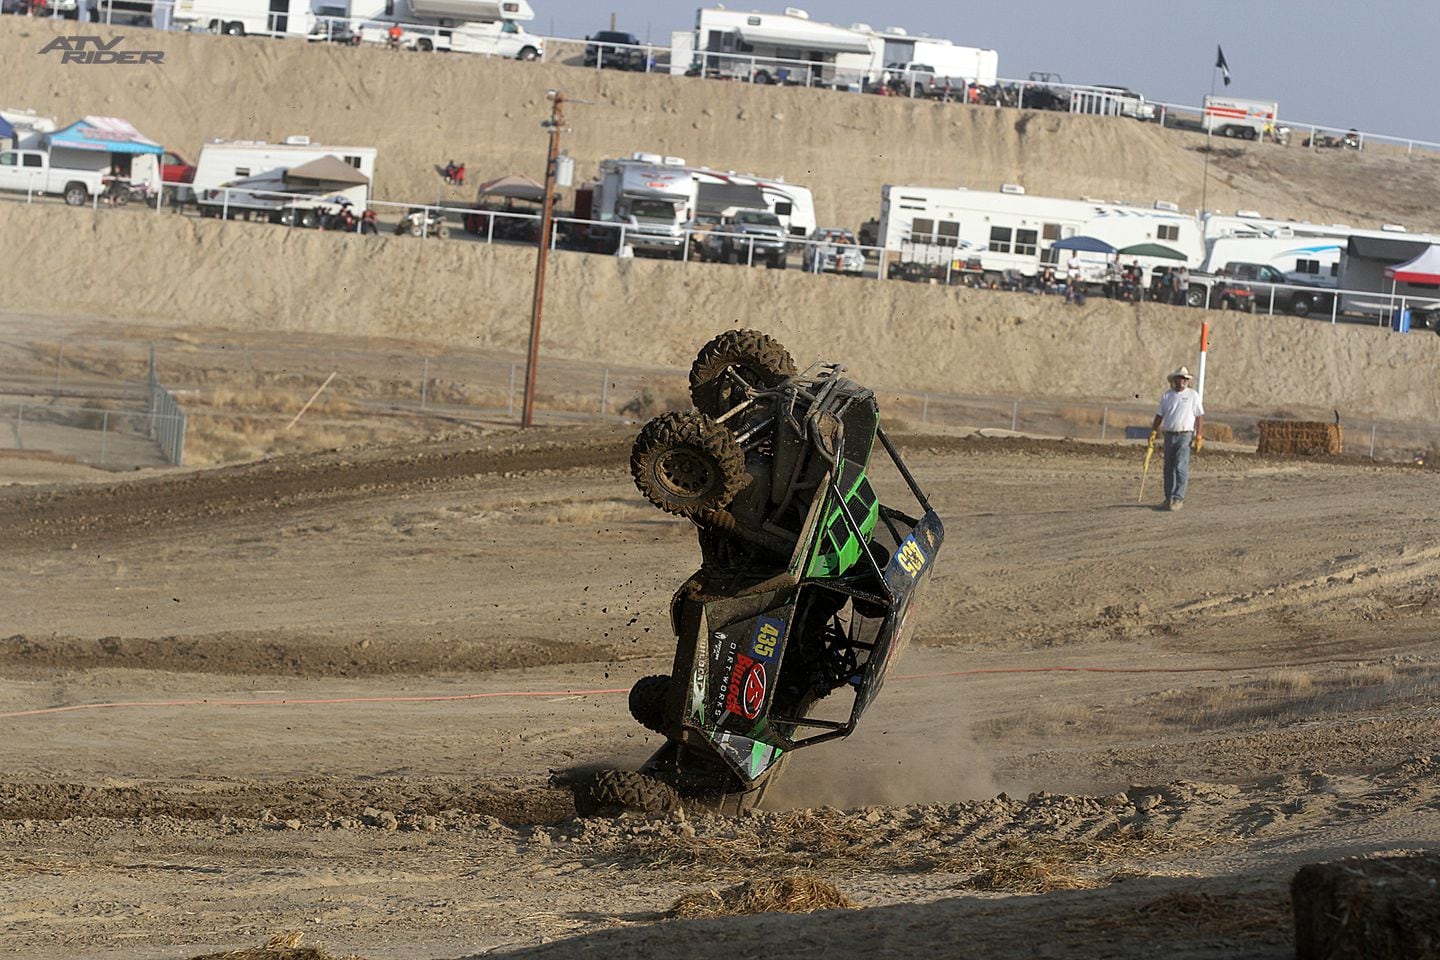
[1203,96,1279,140]
[190,137,377,224]
[580,152,817,257]
[877,184,1203,280]
[345,0,540,56]
[173,0,315,36]
[674,7,996,90]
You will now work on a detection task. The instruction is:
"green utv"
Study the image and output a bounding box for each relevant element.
[574,331,945,816]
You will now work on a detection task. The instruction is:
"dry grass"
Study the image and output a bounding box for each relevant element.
[1078,888,1292,936]
[670,875,853,918]
[187,931,368,960]
[947,833,1224,894]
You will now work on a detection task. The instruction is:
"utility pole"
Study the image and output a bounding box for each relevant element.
[521,90,565,430]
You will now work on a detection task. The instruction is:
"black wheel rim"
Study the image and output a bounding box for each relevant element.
[654,448,716,500]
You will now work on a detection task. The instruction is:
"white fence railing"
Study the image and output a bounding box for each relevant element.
[7,178,1439,330]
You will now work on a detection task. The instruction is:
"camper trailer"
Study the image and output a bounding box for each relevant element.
[877,184,1203,280]
[191,137,377,224]
[674,8,996,90]
[173,0,315,35]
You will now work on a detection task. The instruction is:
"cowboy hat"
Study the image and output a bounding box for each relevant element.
[1169,366,1192,381]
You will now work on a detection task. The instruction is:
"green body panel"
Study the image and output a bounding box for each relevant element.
[804,462,880,578]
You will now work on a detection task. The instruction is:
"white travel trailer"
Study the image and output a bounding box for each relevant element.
[191,137,377,222]
[674,7,995,89]
[878,184,1203,279]
[173,0,314,35]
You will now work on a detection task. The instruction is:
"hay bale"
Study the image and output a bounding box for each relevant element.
[670,875,853,918]
[1256,420,1343,456]
[1292,853,1440,959]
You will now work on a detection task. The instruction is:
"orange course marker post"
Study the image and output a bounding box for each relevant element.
[1196,321,1210,402]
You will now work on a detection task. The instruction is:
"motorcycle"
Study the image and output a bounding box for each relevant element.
[395,207,450,239]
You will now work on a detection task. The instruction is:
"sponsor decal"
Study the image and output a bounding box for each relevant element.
[724,653,767,720]
[748,615,785,664]
[38,36,165,65]
[894,535,927,577]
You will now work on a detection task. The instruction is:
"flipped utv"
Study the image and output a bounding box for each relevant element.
[575,331,944,816]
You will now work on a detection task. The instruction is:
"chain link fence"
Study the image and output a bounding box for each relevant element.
[3,333,1436,471]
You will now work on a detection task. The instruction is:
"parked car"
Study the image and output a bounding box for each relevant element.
[1188,262,1334,316]
[1023,71,1070,112]
[700,209,789,268]
[1093,84,1157,121]
[882,62,938,97]
[802,227,865,275]
[584,30,644,70]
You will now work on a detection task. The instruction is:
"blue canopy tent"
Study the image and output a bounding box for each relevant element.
[42,116,164,155]
[1049,235,1117,254]
[0,115,16,144]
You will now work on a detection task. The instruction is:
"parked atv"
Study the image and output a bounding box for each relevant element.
[574,331,945,816]
[395,207,450,239]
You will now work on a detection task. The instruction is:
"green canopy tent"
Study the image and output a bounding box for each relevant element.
[1118,242,1187,260]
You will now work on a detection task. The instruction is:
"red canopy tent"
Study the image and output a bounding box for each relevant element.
[1384,244,1440,283]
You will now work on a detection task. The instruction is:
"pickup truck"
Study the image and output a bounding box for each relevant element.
[0,148,103,205]
[700,209,789,268]
[1187,261,1335,317]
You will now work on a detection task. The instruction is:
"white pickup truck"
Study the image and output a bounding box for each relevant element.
[0,148,103,205]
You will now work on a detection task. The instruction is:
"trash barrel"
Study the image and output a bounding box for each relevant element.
[1391,307,1411,333]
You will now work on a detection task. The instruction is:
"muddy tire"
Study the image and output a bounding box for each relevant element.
[574,770,681,817]
[688,329,796,417]
[631,412,748,518]
[628,674,670,733]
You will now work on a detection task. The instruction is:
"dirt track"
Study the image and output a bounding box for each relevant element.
[3,424,1437,959]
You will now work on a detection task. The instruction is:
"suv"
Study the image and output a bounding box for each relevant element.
[1191,261,1334,317]
[882,62,938,97]
[701,209,789,269]
[584,30,644,70]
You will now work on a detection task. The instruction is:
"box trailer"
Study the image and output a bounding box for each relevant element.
[1203,95,1279,140]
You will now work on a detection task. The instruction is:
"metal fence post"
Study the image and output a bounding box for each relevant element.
[1011,399,1019,432]
[222,187,229,221]
[420,356,430,410]
[14,402,22,450]
[99,410,109,466]
[921,393,929,423]
[54,338,65,397]
[1370,424,1377,458]
[1100,405,1108,440]
[747,236,755,267]
[508,363,517,416]
[599,367,609,417]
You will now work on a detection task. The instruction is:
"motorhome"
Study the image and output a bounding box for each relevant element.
[345,0,539,55]
[673,7,996,89]
[1203,96,1279,140]
[580,152,817,257]
[190,137,377,223]
[877,184,1203,280]
[173,0,314,36]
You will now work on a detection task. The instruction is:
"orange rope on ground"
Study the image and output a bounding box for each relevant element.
[0,656,1375,721]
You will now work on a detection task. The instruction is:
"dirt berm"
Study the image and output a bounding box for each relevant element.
[5,201,1437,421]
[6,17,1440,230]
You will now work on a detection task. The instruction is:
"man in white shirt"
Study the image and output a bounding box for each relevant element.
[1149,365,1204,511]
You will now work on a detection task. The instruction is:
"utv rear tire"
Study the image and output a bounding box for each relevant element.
[574,770,681,817]
[631,412,748,518]
[688,329,797,417]
[628,674,670,733]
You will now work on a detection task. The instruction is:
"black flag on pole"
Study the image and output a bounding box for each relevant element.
[1216,45,1231,86]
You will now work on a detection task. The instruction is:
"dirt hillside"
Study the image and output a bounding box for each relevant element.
[6,17,1440,230]
[3,202,1438,423]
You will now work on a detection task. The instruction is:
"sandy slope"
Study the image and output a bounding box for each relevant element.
[5,18,1440,231]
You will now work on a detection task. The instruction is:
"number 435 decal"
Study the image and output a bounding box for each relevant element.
[896,537,927,577]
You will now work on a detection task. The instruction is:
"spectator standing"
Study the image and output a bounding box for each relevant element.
[1149,366,1204,511]
[1066,253,1083,302]
[387,22,403,49]
[1105,255,1122,299]
[1175,266,1190,307]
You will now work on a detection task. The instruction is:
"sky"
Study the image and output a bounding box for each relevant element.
[537,1,1439,144]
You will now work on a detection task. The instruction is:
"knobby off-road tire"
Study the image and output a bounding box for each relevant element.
[574,770,681,817]
[631,412,748,518]
[628,674,670,733]
[688,329,797,417]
